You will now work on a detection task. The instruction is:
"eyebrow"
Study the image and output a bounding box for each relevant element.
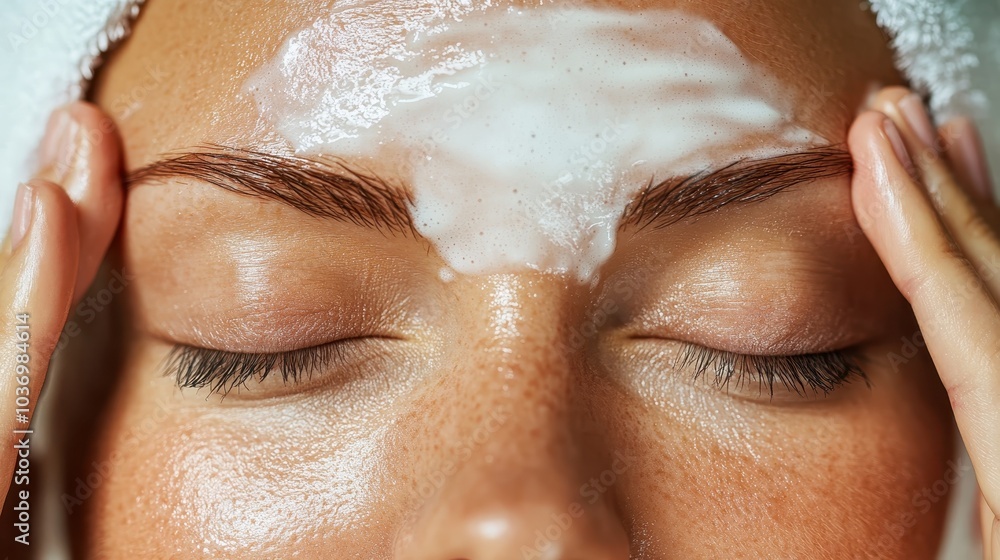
[128,146,416,235]
[621,146,852,229]
[126,145,852,234]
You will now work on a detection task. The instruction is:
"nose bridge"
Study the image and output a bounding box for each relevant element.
[461,274,585,465]
[393,274,631,559]
[472,273,581,405]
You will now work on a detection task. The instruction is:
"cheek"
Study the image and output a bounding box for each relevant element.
[82,340,954,558]
[596,356,953,558]
[83,362,397,558]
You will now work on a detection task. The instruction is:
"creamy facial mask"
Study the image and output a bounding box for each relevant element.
[247,5,821,280]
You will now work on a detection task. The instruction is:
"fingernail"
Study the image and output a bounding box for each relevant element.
[949,118,995,202]
[883,118,913,171]
[10,183,35,251]
[38,109,78,180]
[898,94,937,151]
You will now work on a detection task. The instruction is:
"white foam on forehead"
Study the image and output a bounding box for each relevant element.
[247,5,823,280]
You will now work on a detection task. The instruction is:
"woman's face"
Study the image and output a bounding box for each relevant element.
[77,0,955,557]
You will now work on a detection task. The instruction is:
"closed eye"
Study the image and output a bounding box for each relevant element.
[163,337,397,396]
[674,344,868,400]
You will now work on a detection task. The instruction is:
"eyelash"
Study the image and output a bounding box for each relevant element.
[166,341,866,400]
[676,345,867,399]
[164,342,355,396]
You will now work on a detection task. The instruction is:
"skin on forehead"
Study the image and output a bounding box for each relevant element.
[93,0,901,168]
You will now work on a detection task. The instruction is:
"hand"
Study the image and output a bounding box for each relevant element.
[849,86,1000,558]
[0,102,123,534]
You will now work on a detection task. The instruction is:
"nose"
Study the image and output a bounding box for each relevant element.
[396,448,632,560]
[392,276,631,560]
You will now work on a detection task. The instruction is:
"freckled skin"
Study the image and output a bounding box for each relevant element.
[63,0,957,558]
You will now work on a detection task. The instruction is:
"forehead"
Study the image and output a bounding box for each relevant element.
[93,0,900,167]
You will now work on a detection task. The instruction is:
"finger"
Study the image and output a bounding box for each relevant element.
[940,117,996,204]
[991,510,1000,560]
[981,494,996,560]
[869,87,1000,297]
[35,102,123,302]
[994,517,1000,560]
[848,110,1000,514]
[0,180,79,500]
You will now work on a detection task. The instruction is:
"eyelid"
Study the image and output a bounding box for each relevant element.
[674,344,868,401]
[164,337,394,396]
[166,335,864,401]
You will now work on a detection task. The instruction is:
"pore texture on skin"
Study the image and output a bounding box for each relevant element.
[52,0,959,558]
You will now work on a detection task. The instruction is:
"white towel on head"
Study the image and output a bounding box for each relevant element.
[0,0,144,233]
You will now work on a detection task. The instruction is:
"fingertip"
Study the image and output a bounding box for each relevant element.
[60,100,124,199]
[865,85,910,115]
[847,110,890,171]
[847,111,908,233]
[40,102,124,301]
[63,101,121,148]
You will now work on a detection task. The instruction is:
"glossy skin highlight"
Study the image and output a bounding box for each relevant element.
[54,0,959,558]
